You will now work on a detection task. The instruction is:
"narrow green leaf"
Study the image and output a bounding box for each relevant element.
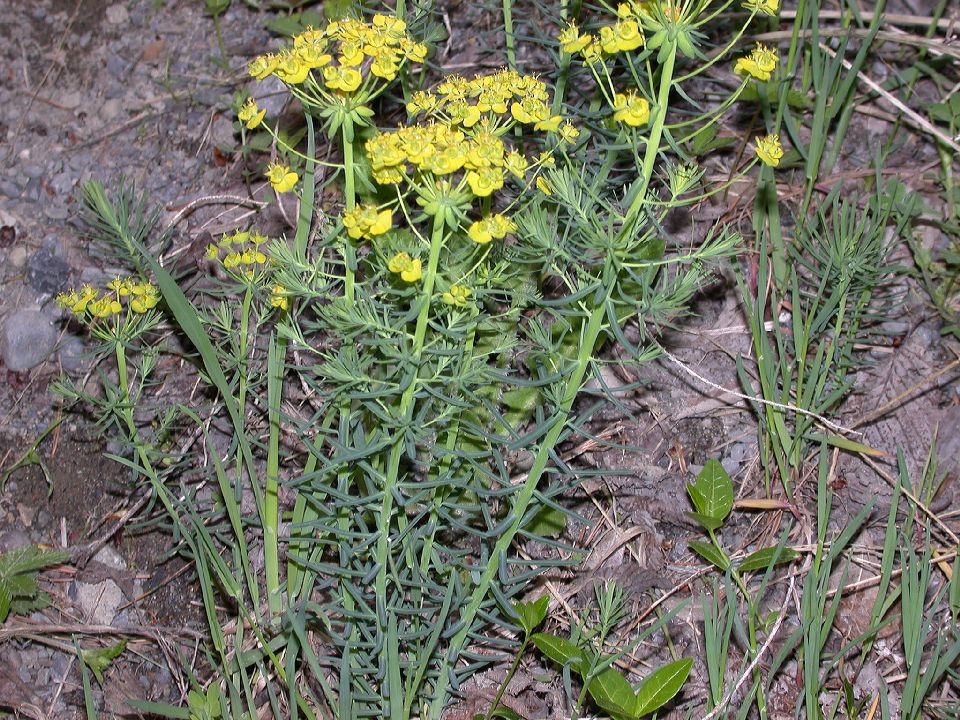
[587,667,637,719]
[806,432,885,456]
[634,658,693,716]
[688,540,730,571]
[524,506,567,537]
[473,707,524,720]
[531,633,585,675]
[737,546,799,573]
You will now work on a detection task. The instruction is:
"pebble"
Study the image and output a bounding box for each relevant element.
[8,246,28,269]
[58,334,88,375]
[106,3,129,25]
[43,204,70,221]
[1,309,58,371]
[0,178,21,198]
[60,91,82,110]
[27,247,71,294]
[75,579,125,625]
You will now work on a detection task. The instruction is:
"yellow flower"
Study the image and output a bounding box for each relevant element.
[536,176,552,196]
[466,168,504,197]
[534,114,563,132]
[266,162,299,193]
[323,65,363,92]
[248,54,277,80]
[734,43,778,81]
[404,41,428,63]
[558,122,580,144]
[467,214,516,244]
[599,21,644,54]
[558,23,592,54]
[743,0,778,14]
[581,40,604,64]
[89,297,122,318]
[342,205,393,240]
[388,252,422,282]
[504,150,529,179]
[238,97,266,129]
[612,92,650,127]
[57,284,98,315]
[130,284,160,313]
[274,51,310,85]
[442,284,472,306]
[754,133,784,167]
[371,55,400,80]
[270,285,290,311]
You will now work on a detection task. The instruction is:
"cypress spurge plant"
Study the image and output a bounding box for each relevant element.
[57,1,790,716]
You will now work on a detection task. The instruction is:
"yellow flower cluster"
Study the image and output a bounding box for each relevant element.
[406,69,563,134]
[754,134,784,167]
[205,230,271,272]
[559,17,644,61]
[467,214,517,245]
[57,278,160,319]
[388,252,422,282]
[248,14,427,93]
[342,204,393,240]
[734,43,778,82]
[612,92,651,127]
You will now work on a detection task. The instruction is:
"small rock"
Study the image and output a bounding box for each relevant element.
[105,3,129,25]
[58,335,88,375]
[106,53,129,78]
[22,163,44,179]
[43,204,70,221]
[93,545,127,570]
[0,529,33,553]
[1,309,58,371]
[59,90,82,110]
[8,246,28,269]
[101,98,123,122]
[0,178,21,198]
[27,246,71,293]
[253,75,289,117]
[75,579,125,625]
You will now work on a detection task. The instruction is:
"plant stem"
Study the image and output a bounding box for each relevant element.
[503,0,516,73]
[341,120,357,304]
[376,214,447,718]
[264,332,285,618]
[431,41,678,714]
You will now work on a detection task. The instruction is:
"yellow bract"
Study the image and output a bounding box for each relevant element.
[266,162,299,193]
[559,23,592,54]
[467,214,516,244]
[612,92,651,127]
[743,0,779,15]
[342,205,393,240]
[442,284,472,306]
[388,252,422,282]
[238,98,266,130]
[734,43,778,82]
[270,285,290,311]
[754,134,784,167]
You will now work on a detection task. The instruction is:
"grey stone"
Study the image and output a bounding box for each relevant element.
[253,75,289,117]
[8,246,28,269]
[60,90,82,110]
[93,545,127,570]
[105,3,129,25]
[1,309,58,371]
[75,579,125,625]
[106,53,129,78]
[22,163,44,179]
[58,335,88,375]
[43,204,70,221]
[26,247,71,293]
[0,529,32,553]
[0,179,21,198]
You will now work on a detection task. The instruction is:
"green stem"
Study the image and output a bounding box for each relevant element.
[341,120,357,304]
[264,332,286,618]
[376,214,447,717]
[431,41,678,715]
[503,0,516,73]
[485,637,529,720]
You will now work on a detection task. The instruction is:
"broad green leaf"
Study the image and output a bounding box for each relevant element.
[587,667,637,719]
[524,506,567,537]
[737,546,799,573]
[513,596,549,635]
[532,633,585,675]
[685,511,723,532]
[82,640,127,683]
[688,540,730,571]
[686,460,733,523]
[634,658,693,716]
[473,707,524,720]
